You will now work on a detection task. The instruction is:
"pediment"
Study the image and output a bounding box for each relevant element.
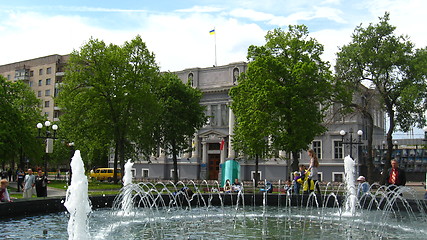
[198,129,228,141]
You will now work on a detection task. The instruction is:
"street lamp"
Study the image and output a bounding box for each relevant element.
[36,121,58,176]
[340,128,363,159]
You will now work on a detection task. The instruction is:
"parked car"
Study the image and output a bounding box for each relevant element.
[90,168,121,182]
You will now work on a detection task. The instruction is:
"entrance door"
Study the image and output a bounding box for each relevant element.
[208,154,220,180]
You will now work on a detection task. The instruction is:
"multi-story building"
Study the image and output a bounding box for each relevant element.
[0,54,69,121]
[127,62,387,183]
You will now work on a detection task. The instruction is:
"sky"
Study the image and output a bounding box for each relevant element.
[1,0,426,138]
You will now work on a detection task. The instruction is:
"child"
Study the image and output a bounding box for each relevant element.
[0,179,12,202]
[293,171,302,195]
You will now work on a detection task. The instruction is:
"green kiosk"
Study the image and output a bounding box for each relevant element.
[221,160,240,187]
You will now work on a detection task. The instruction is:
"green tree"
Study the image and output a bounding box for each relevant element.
[230,26,332,185]
[156,72,206,183]
[0,76,43,170]
[335,13,427,183]
[58,36,161,183]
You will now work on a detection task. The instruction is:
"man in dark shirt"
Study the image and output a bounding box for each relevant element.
[385,159,406,192]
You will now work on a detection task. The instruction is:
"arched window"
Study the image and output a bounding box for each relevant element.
[188,73,194,87]
[233,68,240,84]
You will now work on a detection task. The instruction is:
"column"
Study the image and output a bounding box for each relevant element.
[201,141,208,180]
[228,107,235,159]
[220,138,226,164]
[191,134,199,159]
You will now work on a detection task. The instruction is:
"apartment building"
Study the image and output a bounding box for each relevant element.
[0,54,69,122]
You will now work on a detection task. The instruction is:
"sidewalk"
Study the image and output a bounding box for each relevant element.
[10,181,66,198]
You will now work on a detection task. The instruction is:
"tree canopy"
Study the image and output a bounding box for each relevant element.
[0,76,43,169]
[58,36,162,182]
[335,12,427,181]
[156,72,206,183]
[230,26,333,181]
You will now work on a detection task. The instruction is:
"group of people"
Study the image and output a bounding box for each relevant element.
[292,149,321,195]
[0,168,50,202]
[224,178,242,193]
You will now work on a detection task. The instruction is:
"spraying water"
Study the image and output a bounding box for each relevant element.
[64,150,91,240]
[344,155,357,215]
[121,159,134,214]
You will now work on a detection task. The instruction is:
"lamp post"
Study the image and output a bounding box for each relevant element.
[340,128,363,177]
[340,128,363,159]
[36,121,58,176]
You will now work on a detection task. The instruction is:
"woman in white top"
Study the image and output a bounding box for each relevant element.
[307,149,321,194]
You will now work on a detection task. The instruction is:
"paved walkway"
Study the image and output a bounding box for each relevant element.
[8,180,426,200]
[10,181,66,198]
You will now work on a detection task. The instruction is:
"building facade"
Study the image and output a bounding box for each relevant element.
[0,54,69,121]
[127,62,387,183]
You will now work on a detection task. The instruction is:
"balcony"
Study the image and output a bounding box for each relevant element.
[14,75,30,81]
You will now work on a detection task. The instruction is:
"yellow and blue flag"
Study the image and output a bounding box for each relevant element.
[209,29,215,35]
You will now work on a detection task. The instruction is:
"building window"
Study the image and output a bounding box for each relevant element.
[332,172,344,182]
[333,140,343,159]
[30,70,34,77]
[233,67,239,84]
[38,91,42,97]
[44,112,49,117]
[141,169,149,178]
[54,88,60,97]
[7,74,10,80]
[251,171,262,181]
[312,140,322,159]
[38,80,42,86]
[221,104,229,126]
[54,111,60,118]
[39,69,43,75]
[46,67,52,74]
[45,89,51,96]
[332,103,344,122]
[210,105,217,126]
[188,73,194,87]
[317,172,323,182]
[46,78,51,85]
[29,81,33,87]
[44,101,50,108]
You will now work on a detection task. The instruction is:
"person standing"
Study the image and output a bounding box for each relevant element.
[35,169,49,197]
[385,159,406,191]
[17,169,25,192]
[356,176,370,197]
[0,179,12,202]
[23,169,35,198]
[7,168,12,182]
[307,149,321,194]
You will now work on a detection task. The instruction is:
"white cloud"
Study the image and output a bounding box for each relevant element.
[175,6,224,13]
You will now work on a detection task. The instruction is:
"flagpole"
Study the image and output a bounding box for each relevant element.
[214,27,217,66]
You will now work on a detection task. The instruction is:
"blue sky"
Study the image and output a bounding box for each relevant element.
[1,1,426,137]
[1,0,426,72]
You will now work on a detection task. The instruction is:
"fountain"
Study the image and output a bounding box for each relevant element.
[1,152,426,239]
[63,150,91,240]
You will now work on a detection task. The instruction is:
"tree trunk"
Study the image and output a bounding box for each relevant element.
[381,108,394,185]
[291,151,300,172]
[172,141,178,184]
[254,154,259,187]
[113,140,119,184]
[363,112,375,184]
